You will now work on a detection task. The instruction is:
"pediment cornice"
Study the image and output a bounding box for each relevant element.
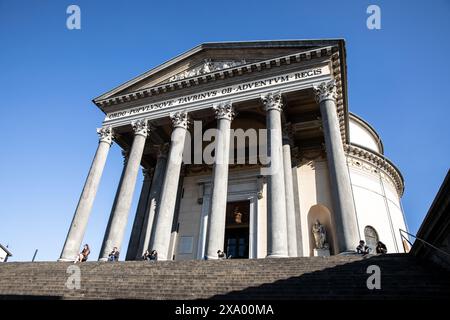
[95,46,338,108]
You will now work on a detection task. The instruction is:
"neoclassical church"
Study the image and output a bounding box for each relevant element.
[59,39,408,262]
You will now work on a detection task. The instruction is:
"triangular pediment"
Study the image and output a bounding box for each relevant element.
[94,39,343,104]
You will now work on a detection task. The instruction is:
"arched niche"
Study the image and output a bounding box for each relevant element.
[364,226,379,253]
[307,204,334,256]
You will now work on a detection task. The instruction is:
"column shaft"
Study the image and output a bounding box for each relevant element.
[99,120,148,260]
[151,112,188,260]
[100,150,128,259]
[262,92,289,258]
[282,134,298,257]
[314,80,359,252]
[59,127,113,261]
[137,145,168,257]
[125,169,153,260]
[205,103,234,259]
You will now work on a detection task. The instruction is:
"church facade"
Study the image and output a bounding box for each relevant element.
[59,40,408,262]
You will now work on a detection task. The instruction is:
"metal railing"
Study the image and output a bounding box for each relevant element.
[400,229,450,259]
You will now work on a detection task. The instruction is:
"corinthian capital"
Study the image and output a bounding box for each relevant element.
[97,126,114,145]
[170,111,189,129]
[261,92,283,112]
[313,80,337,103]
[213,102,235,121]
[131,119,149,137]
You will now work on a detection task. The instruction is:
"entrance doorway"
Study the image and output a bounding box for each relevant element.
[224,201,250,259]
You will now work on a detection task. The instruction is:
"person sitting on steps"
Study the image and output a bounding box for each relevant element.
[376,241,388,254]
[108,247,120,262]
[217,250,226,259]
[142,250,150,261]
[74,244,90,264]
[356,240,371,255]
[149,250,158,262]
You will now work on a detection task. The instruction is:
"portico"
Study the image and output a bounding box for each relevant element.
[59,40,407,262]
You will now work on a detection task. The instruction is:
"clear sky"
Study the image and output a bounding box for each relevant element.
[0,0,449,261]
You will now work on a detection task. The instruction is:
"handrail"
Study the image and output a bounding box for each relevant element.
[400,229,450,258]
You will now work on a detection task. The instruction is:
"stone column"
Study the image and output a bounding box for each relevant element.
[151,112,189,260]
[99,120,149,261]
[100,150,128,256]
[313,80,359,252]
[137,143,169,257]
[59,127,113,261]
[205,102,234,259]
[261,92,289,258]
[125,168,153,260]
[282,125,298,257]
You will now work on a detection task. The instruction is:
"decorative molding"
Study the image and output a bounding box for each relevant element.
[329,52,346,143]
[297,148,326,165]
[131,119,149,137]
[313,80,337,103]
[213,102,235,121]
[345,144,404,196]
[261,91,283,112]
[97,126,114,145]
[166,59,247,83]
[170,111,189,129]
[96,46,337,107]
[184,163,261,175]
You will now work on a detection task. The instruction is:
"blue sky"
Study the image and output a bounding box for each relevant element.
[0,0,449,261]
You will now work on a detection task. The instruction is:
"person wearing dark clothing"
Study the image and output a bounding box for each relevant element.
[142,250,150,261]
[356,240,370,254]
[376,241,387,254]
[149,250,158,262]
[108,247,120,262]
[217,250,226,259]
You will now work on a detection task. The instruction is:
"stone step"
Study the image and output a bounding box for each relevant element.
[1,254,449,300]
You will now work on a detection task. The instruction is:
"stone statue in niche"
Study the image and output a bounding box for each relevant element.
[233,206,243,224]
[312,220,328,249]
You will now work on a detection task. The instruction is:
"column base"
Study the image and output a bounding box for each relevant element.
[266,254,289,258]
[98,258,109,262]
[57,258,74,262]
[205,255,223,260]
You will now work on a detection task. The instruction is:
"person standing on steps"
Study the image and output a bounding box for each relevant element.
[108,247,120,262]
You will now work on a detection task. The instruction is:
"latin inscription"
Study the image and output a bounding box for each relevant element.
[106,66,326,121]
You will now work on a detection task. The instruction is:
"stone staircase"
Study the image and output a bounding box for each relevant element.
[0,253,449,300]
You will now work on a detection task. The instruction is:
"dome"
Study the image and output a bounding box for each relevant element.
[349,113,383,154]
